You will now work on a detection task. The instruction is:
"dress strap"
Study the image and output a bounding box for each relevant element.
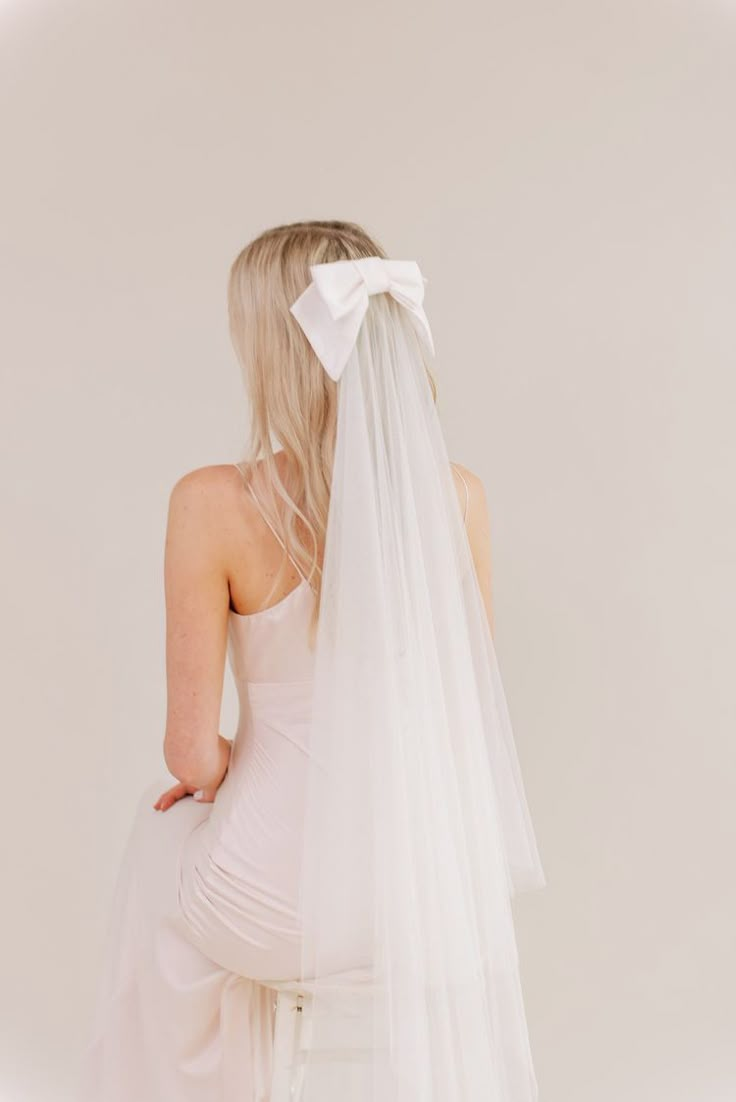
[232,462,308,582]
[452,463,470,524]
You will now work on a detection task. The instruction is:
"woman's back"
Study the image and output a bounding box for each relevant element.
[169,454,476,982]
[228,460,318,682]
[176,454,473,964]
[82,225,542,1102]
[224,454,477,631]
[173,465,321,982]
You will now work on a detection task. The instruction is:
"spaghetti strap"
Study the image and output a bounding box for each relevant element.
[452,463,470,524]
[232,462,308,582]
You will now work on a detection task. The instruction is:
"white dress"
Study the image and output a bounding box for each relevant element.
[79,483,318,1102]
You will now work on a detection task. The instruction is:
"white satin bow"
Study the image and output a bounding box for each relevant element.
[289,256,435,380]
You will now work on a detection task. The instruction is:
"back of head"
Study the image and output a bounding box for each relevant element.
[227,220,434,631]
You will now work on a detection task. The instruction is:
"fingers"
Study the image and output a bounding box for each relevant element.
[153,782,188,811]
[193,787,216,803]
[151,780,219,811]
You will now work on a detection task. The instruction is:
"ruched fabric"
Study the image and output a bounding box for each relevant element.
[78,578,318,1101]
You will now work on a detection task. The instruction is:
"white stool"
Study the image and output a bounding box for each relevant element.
[264,969,377,1102]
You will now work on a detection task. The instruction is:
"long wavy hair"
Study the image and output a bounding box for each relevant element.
[227,219,437,638]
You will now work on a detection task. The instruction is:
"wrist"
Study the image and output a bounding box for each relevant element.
[213,734,232,779]
[171,735,231,791]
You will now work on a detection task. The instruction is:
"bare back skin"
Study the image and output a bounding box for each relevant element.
[159,454,495,805]
[224,455,492,625]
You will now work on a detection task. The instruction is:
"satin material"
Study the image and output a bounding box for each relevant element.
[289,256,434,380]
[79,577,318,1101]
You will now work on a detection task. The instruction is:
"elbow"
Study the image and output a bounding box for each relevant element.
[163,731,210,789]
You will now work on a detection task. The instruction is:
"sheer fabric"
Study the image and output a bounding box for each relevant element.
[291,263,546,1102]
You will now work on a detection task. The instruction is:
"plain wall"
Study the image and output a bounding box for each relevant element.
[1,1,734,1099]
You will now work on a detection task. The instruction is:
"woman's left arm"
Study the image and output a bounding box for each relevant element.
[155,467,232,809]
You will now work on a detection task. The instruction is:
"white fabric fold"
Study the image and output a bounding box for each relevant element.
[289,256,435,380]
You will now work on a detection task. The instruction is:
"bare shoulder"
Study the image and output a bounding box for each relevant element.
[169,462,243,497]
[169,462,250,506]
[450,460,488,523]
[450,460,494,630]
[166,463,249,541]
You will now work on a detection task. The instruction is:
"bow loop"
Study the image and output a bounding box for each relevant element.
[290,256,434,380]
[356,256,392,297]
[310,263,366,322]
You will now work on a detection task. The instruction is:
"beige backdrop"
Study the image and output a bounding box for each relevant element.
[1,1,734,1099]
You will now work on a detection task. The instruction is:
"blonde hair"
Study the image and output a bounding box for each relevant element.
[227,219,436,639]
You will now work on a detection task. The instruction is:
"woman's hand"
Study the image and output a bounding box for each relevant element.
[153,735,232,811]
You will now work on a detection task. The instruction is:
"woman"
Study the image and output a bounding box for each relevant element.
[80,219,545,1102]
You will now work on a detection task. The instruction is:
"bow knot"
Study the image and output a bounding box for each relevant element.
[290,256,434,380]
[357,256,392,297]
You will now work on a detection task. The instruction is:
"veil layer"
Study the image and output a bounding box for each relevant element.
[290,259,545,1102]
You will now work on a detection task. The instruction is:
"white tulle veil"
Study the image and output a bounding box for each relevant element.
[288,256,546,1102]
